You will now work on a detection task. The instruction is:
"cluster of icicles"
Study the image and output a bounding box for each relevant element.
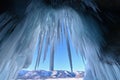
[0,1,120,80]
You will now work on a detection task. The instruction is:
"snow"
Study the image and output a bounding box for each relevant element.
[17,78,83,80]
[17,70,84,79]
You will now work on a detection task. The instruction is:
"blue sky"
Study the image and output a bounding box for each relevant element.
[25,36,85,71]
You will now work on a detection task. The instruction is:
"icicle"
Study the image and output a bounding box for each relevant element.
[1,1,120,80]
[49,44,55,71]
[63,14,74,72]
[43,32,49,62]
[66,37,73,72]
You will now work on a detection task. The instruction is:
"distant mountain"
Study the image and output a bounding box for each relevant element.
[17,70,84,79]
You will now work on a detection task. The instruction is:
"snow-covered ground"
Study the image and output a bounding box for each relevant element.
[17,70,84,79]
[17,78,83,80]
[45,78,83,80]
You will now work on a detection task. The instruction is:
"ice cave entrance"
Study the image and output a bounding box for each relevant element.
[23,34,85,72]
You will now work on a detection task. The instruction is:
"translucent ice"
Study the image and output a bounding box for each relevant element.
[0,0,120,80]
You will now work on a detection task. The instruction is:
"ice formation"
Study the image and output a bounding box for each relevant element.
[0,0,120,80]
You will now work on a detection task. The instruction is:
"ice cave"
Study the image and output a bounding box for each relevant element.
[0,0,120,80]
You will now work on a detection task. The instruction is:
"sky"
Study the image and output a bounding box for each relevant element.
[24,36,85,72]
